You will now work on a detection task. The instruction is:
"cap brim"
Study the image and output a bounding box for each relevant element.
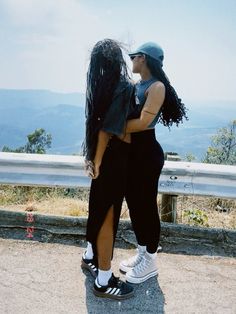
[128,50,139,56]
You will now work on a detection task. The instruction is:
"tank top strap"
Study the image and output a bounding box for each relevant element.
[136,77,158,106]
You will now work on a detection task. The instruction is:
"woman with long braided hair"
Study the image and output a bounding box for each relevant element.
[119,42,188,284]
[81,39,135,300]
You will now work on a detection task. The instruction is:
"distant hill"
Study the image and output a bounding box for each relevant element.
[0,89,85,154]
[156,100,236,159]
[0,89,235,160]
[0,89,85,108]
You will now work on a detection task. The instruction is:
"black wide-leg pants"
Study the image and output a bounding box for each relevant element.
[125,129,164,253]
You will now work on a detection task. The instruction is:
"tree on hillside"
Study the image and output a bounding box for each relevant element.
[203,120,236,165]
[2,128,52,154]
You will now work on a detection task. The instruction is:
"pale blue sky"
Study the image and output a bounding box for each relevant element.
[0,0,235,102]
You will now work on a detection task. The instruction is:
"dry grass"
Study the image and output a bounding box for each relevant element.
[0,186,235,229]
[0,198,88,217]
[176,195,236,229]
[0,185,89,217]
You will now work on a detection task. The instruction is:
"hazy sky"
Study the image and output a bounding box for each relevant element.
[0,0,235,102]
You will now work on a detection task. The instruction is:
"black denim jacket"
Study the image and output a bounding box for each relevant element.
[101,78,136,136]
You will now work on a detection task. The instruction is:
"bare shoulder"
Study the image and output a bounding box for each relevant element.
[147,81,165,101]
[149,81,165,94]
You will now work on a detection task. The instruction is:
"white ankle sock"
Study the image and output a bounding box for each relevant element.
[97,269,112,286]
[146,252,157,259]
[84,242,93,259]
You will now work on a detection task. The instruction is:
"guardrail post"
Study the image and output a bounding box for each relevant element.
[160,153,181,223]
[161,194,177,223]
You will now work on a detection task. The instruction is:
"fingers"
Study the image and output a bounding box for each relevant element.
[88,169,94,178]
[85,160,100,179]
[92,167,100,179]
[87,167,99,179]
[85,164,95,178]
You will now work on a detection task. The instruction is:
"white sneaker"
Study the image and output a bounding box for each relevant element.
[125,252,158,284]
[119,246,146,273]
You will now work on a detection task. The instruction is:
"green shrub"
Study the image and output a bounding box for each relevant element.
[183,209,209,226]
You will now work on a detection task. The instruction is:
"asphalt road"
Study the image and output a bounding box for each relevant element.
[0,238,235,314]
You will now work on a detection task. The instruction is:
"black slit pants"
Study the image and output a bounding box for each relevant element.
[125,129,164,253]
[86,136,130,262]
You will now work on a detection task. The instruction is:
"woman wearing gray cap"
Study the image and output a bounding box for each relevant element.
[119,42,188,284]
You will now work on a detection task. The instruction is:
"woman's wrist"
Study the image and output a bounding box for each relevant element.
[93,158,101,167]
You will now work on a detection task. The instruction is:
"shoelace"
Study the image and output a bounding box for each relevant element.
[126,249,145,266]
[133,257,151,275]
[110,275,122,287]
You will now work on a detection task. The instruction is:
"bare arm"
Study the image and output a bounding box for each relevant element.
[125,82,165,133]
[91,130,111,179]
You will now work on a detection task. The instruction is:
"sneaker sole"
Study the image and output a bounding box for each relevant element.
[126,269,158,284]
[81,260,97,278]
[93,288,134,300]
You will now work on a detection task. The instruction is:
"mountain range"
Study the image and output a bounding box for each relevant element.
[0,89,235,160]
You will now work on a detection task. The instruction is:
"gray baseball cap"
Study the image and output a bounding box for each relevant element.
[129,42,164,66]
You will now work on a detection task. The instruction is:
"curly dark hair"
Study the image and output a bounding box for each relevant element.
[82,38,130,161]
[145,55,188,127]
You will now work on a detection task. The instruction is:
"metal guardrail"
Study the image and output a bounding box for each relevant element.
[0,152,235,199]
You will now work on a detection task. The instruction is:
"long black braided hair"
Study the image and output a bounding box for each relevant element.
[145,55,188,127]
[82,39,130,161]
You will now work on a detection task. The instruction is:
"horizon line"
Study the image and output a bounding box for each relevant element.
[0,88,235,103]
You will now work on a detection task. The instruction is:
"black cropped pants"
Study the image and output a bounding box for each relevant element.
[125,129,164,253]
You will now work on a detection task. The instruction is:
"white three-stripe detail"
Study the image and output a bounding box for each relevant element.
[105,287,120,295]
[106,287,113,294]
[88,263,97,271]
[114,289,120,295]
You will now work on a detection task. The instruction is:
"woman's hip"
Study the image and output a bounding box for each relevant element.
[130,131,164,160]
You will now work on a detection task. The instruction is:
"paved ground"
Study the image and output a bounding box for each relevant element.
[0,238,235,314]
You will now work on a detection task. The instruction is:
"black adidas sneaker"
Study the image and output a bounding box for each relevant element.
[81,253,98,278]
[93,274,134,300]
